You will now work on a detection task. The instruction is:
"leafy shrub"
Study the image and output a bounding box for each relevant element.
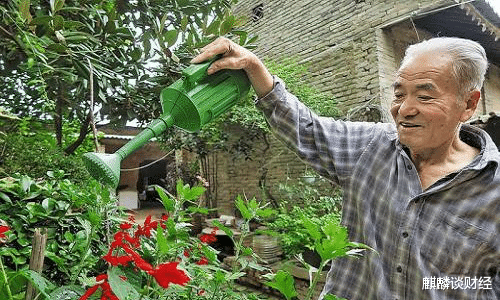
[0,171,123,285]
[262,178,343,258]
[0,118,93,184]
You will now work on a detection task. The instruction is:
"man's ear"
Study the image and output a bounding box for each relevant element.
[460,90,481,122]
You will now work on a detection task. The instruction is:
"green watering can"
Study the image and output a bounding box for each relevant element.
[82,58,251,188]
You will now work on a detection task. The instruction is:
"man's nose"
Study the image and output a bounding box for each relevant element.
[397,97,418,117]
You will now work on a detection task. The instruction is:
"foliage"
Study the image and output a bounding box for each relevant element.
[263,213,365,300]
[0,0,251,154]
[2,180,274,299]
[0,118,95,183]
[0,174,360,300]
[262,178,343,258]
[0,171,123,288]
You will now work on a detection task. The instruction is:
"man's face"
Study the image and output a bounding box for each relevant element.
[390,52,472,154]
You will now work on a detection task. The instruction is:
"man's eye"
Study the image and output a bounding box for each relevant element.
[418,95,433,101]
[393,94,404,102]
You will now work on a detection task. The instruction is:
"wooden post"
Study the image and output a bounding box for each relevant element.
[25,228,47,300]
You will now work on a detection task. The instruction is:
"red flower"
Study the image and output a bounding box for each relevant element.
[98,214,191,294]
[196,257,209,265]
[160,214,169,229]
[147,262,190,288]
[140,215,158,238]
[79,274,120,300]
[199,232,217,244]
[0,226,9,239]
[120,222,132,230]
[198,289,206,296]
[183,249,190,258]
[121,244,153,272]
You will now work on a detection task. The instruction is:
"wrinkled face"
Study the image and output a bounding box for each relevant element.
[390,52,472,154]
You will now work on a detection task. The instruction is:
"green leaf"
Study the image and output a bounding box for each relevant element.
[0,191,12,204]
[48,285,85,300]
[183,186,205,201]
[164,29,178,47]
[302,215,322,242]
[323,295,348,300]
[50,0,65,13]
[156,225,169,255]
[108,267,140,300]
[53,15,64,31]
[21,270,55,298]
[30,16,52,26]
[211,220,233,237]
[155,186,175,212]
[180,15,189,31]
[0,268,28,296]
[63,231,74,242]
[42,198,56,212]
[205,18,220,35]
[46,43,67,53]
[130,48,142,61]
[20,175,33,194]
[18,0,31,22]
[264,270,297,300]
[235,195,251,220]
[220,15,235,35]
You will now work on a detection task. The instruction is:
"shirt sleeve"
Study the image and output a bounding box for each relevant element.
[255,76,388,186]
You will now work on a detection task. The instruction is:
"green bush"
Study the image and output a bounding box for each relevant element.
[0,171,123,286]
[262,178,343,258]
[0,118,92,184]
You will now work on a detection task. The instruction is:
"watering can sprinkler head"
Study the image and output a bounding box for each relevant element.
[83,57,251,189]
[82,152,121,188]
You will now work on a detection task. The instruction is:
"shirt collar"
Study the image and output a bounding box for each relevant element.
[393,124,500,171]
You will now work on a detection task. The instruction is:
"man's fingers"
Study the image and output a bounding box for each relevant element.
[206,56,239,74]
[190,38,232,64]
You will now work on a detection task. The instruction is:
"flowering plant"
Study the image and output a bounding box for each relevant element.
[77,180,270,300]
[1,176,366,300]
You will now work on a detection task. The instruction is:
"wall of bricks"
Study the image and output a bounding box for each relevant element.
[233,0,452,116]
[203,125,311,216]
[232,0,500,118]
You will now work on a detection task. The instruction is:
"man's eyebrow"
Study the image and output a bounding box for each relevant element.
[391,82,436,91]
[415,83,436,91]
[392,82,402,90]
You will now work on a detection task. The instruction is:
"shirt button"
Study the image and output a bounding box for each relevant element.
[402,232,409,238]
[407,164,413,170]
[396,266,403,273]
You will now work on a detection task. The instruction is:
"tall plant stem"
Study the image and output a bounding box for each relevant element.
[0,257,14,300]
[305,260,328,300]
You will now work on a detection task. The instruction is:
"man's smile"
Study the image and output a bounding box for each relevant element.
[398,121,422,128]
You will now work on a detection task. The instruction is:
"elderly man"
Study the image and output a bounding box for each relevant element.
[192,36,500,299]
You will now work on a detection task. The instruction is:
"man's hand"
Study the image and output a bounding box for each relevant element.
[190,37,274,98]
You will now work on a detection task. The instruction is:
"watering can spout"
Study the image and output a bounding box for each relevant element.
[83,58,250,188]
[82,152,121,188]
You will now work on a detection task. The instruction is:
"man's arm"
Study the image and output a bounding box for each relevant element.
[191,37,388,185]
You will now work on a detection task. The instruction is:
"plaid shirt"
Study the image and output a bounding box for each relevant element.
[256,78,500,300]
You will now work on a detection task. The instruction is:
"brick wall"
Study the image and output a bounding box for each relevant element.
[203,125,311,216]
[233,0,451,115]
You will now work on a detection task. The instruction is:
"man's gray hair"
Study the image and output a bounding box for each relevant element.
[400,37,489,97]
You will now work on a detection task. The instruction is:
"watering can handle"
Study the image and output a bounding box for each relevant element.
[182,55,222,88]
